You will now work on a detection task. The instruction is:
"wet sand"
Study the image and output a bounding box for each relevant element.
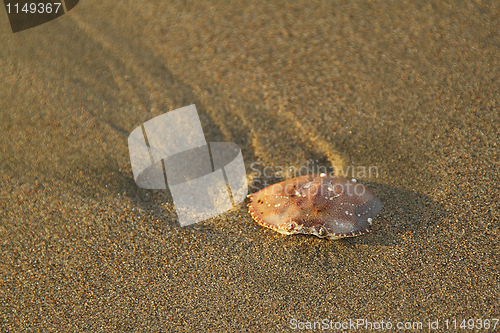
[1,0,499,331]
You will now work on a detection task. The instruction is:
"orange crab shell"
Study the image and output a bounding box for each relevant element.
[247,174,382,240]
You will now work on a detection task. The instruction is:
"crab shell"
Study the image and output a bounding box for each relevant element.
[248,174,382,240]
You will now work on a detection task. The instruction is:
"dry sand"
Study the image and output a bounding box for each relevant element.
[0,0,499,331]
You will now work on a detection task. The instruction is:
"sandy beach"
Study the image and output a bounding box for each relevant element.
[1,0,499,331]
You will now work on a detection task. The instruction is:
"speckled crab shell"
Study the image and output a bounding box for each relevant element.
[248,174,383,240]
